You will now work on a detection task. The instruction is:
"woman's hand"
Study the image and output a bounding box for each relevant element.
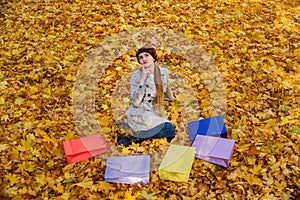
[140,67,152,85]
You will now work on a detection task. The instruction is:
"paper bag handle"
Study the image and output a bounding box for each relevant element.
[107,162,122,171]
[107,160,149,174]
[197,136,219,156]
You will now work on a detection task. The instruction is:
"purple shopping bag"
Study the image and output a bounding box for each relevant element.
[192,135,235,167]
[104,155,150,184]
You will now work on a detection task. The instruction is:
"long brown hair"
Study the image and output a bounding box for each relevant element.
[153,65,164,117]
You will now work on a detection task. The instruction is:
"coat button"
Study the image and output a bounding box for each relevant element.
[147,100,152,103]
[147,93,151,97]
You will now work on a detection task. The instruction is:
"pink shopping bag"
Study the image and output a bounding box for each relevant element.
[63,134,107,164]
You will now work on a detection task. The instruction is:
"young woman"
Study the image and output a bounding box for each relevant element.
[117,46,176,146]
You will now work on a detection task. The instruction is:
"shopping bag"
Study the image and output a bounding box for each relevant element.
[63,134,107,164]
[158,144,195,182]
[192,135,235,167]
[104,155,150,184]
[188,115,227,141]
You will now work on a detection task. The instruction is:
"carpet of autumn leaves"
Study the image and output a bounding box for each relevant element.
[0,0,300,199]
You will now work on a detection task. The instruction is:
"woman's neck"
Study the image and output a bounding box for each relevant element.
[144,63,155,73]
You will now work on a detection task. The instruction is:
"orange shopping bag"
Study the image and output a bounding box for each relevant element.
[63,134,107,164]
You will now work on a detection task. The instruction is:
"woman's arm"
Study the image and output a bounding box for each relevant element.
[164,70,175,101]
[130,71,146,107]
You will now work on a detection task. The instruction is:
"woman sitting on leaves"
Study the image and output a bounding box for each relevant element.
[117,46,176,146]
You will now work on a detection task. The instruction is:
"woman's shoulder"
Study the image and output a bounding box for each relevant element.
[158,65,170,74]
[130,68,143,81]
[132,67,143,75]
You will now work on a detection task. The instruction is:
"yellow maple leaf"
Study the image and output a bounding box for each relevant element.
[245,174,262,185]
[36,174,48,188]
[274,180,287,192]
[101,103,109,110]
[14,97,24,105]
[250,164,262,175]
[1,115,9,122]
[96,181,116,194]
[122,147,132,153]
[0,144,9,152]
[124,188,139,200]
[57,193,70,200]
[10,148,19,160]
[72,180,97,191]
[0,96,5,104]
[18,161,35,172]
[18,187,27,195]
[52,182,64,193]
[4,173,20,186]
[0,80,8,90]
[64,74,74,81]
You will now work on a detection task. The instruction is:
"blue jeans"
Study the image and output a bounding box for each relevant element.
[133,122,175,143]
[117,122,175,146]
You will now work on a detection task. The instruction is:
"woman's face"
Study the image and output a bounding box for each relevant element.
[138,52,155,68]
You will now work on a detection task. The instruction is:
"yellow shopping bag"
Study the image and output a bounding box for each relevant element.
[158,144,195,182]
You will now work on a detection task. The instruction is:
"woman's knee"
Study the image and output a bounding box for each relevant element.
[164,122,175,133]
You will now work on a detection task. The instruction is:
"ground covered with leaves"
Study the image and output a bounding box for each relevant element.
[0,0,299,199]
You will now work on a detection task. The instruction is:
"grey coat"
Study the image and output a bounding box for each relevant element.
[127,66,175,132]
